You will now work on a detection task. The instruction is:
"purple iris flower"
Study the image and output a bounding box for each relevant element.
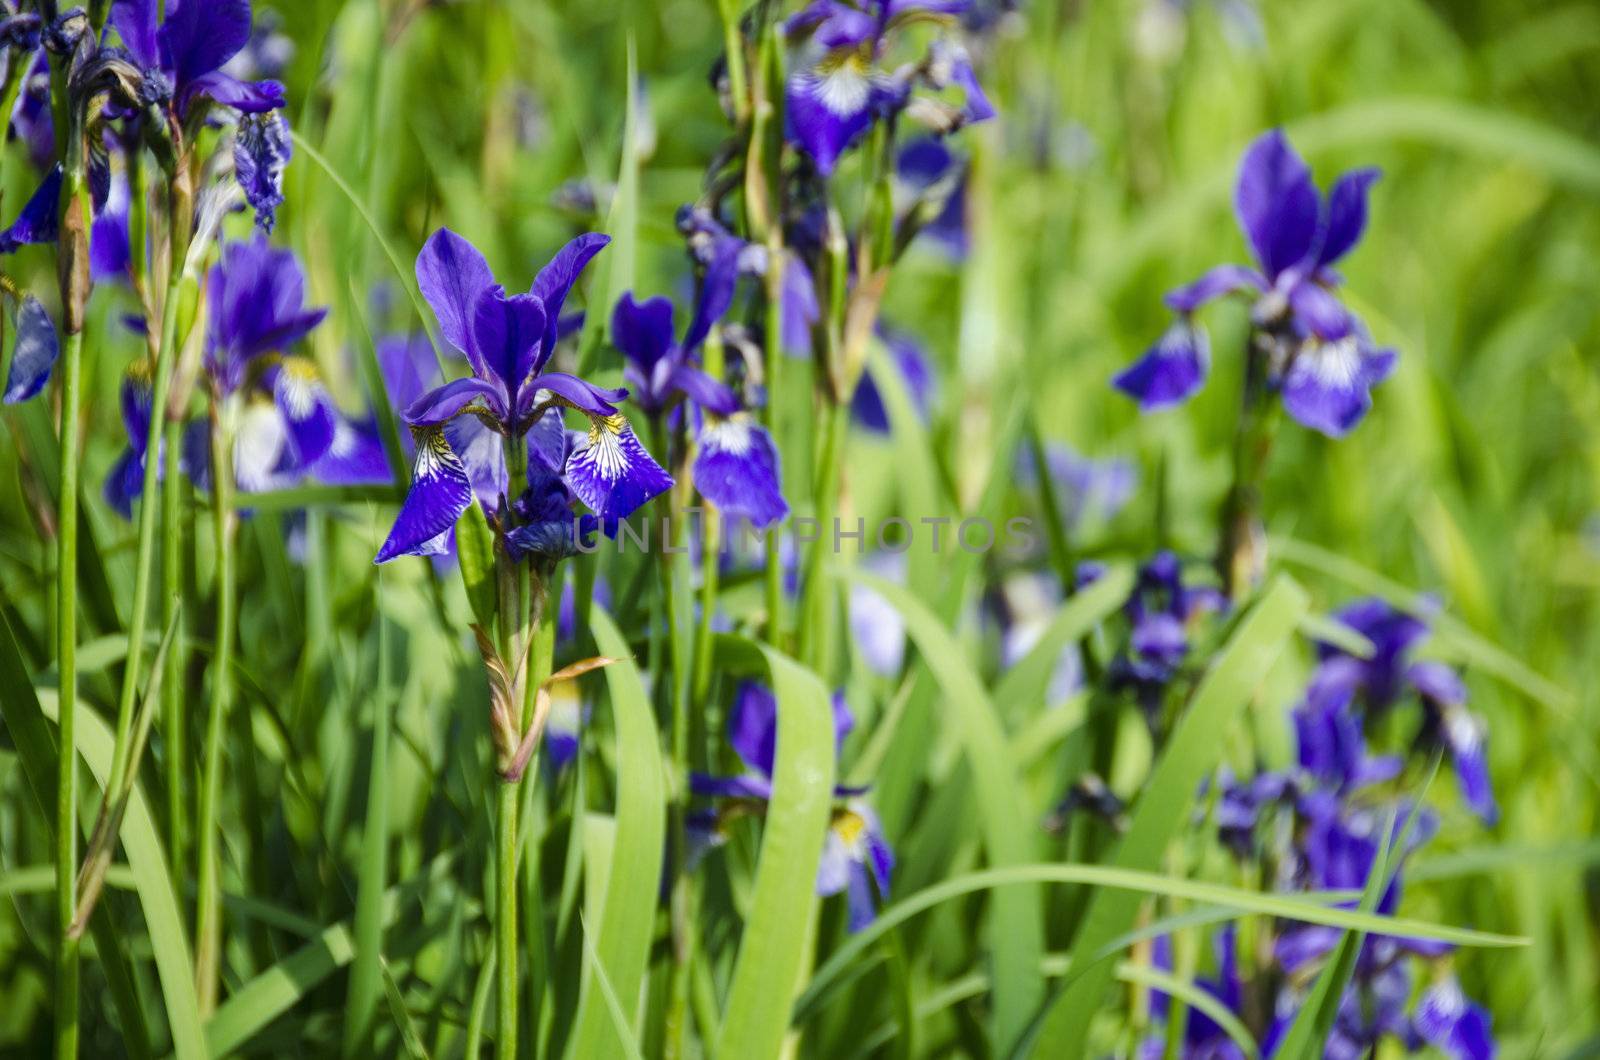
[1142,924,1246,1060]
[894,137,969,259]
[375,228,669,563]
[850,324,936,433]
[692,683,893,931]
[110,238,335,512]
[1016,440,1138,533]
[677,204,819,358]
[784,0,992,176]
[1315,598,1496,824]
[1115,129,1395,438]
[110,0,287,117]
[1108,551,1226,713]
[1,294,58,405]
[1414,977,1497,1060]
[611,279,790,530]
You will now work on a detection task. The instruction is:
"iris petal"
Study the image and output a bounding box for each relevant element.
[693,419,788,529]
[272,356,338,468]
[3,296,60,404]
[529,232,609,369]
[1112,320,1209,410]
[375,425,474,563]
[415,228,496,369]
[1234,129,1320,280]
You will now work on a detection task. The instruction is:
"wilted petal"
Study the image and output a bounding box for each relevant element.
[234,110,292,232]
[1280,335,1395,438]
[693,419,788,529]
[3,296,59,403]
[1163,264,1265,313]
[1112,320,1209,410]
[375,425,474,563]
[1317,167,1381,268]
[565,416,673,520]
[415,228,496,367]
[1234,129,1319,280]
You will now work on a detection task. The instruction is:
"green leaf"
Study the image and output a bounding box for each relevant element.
[992,563,1135,709]
[1030,576,1310,1058]
[456,500,500,631]
[844,570,1044,1054]
[343,594,392,1056]
[712,634,838,1060]
[570,607,667,1058]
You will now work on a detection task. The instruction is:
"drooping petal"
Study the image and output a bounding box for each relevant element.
[1407,660,1467,706]
[610,292,677,374]
[3,296,59,403]
[781,253,821,354]
[182,71,286,113]
[529,232,609,369]
[1279,335,1395,438]
[1317,167,1381,268]
[527,406,569,475]
[232,400,292,494]
[1112,320,1209,410]
[849,554,906,677]
[928,38,994,122]
[844,862,878,932]
[119,360,156,456]
[693,419,788,529]
[403,376,505,427]
[233,110,291,232]
[852,326,936,432]
[312,417,392,486]
[180,418,213,492]
[91,173,133,282]
[471,285,547,396]
[565,416,673,520]
[103,446,147,520]
[0,164,62,252]
[728,682,778,777]
[377,332,441,410]
[523,371,627,419]
[683,235,743,353]
[1234,129,1319,280]
[271,356,338,468]
[1162,264,1265,313]
[444,411,508,512]
[374,425,474,563]
[1442,706,1497,823]
[415,227,496,368]
[1415,979,1496,1060]
[159,0,252,83]
[787,50,877,176]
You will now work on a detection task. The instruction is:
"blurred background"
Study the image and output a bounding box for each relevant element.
[2,0,1598,1053]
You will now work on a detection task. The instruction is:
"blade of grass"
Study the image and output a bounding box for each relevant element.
[570,607,666,1059]
[712,634,838,1060]
[343,580,392,1056]
[845,569,1045,1053]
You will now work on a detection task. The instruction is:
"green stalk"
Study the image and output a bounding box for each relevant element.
[195,398,237,1015]
[797,399,846,672]
[105,276,185,800]
[691,510,721,702]
[1215,333,1283,598]
[761,247,786,648]
[160,420,187,879]
[53,329,84,1060]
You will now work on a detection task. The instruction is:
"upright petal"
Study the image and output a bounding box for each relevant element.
[471,286,547,395]
[610,292,677,374]
[728,682,778,777]
[377,332,442,410]
[1112,320,1209,410]
[529,233,609,369]
[693,418,788,529]
[1317,168,1381,268]
[1234,129,1319,280]
[374,425,474,563]
[415,228,496,368]
[1287,281,1353,341]
[160,0,252,82]
[2,296,59,404]
[565,416,674,520]
[110,0,160,66]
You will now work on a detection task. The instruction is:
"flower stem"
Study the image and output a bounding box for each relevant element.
[798,398,847,672]
[53,325,84,1060]
[106,275,185,801]
[161,418,187,880]
[1216,332,1281,598]
[195,400,237,1015]
[495,777,520,1058]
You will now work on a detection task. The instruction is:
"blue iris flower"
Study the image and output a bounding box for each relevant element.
[1115,128,1395,438]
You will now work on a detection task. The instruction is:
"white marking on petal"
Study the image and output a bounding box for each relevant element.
[808,53,872,117]
[277,357,321,419]
[1299,336,1362,388]
[702,418,755,456]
